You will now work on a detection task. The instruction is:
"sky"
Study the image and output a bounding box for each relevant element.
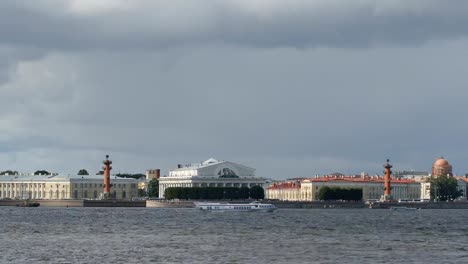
[1,0,468,178]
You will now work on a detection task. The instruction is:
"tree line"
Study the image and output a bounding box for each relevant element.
[115,173,146,179]
[164,186,265,200]
[318,186,363,201]
[427,175,462,201]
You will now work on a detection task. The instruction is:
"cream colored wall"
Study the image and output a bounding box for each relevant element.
[43,182,70,199]
[0,181,70,199]
[267,181,422,202]
[0,179,138,200]
[266,188,301,201]
[70,181,138,199]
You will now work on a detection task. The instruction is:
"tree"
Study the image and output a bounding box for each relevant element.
[78,169,89,175]
[318,186,333,200]
[34,170,50,175]
[239,187,250,199]
[115,173,146,179]
[147,179,159,198]
[427,175,461,201]
[249,186,265,200]
[138,189,147,197]
[318,187,362,201]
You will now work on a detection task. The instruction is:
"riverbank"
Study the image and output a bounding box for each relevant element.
[2,199,468,209]
[0,199,146,207]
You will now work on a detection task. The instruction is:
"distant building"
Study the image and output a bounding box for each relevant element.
[146,169,161,181]
[0,174,138,200]
[432,157,453,176]
[393,170,429,181]
[158,158,266,198]
[455,177,468,200]
[266,175,421,201]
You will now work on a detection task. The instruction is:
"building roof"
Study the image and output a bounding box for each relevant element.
[267,181,301,190]
[304,176,416,184]
[171,158,255,171]
[267,175,418,190]
[0,174,138,182]
[433,157,451,167]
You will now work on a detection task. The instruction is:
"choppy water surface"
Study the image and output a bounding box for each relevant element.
[0,207,467,264]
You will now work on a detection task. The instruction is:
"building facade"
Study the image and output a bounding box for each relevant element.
[159,158,266,198]
[0,174,138,200]
[266,176,422,201]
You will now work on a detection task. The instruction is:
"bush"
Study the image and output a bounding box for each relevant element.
[164,186,265,200]
[249,186,265,200]
[318,187,362,201]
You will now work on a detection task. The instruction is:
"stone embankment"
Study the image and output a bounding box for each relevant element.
[2,199,468,209]
[369,201,468,209]
[146,200,195,208]
[270,201,367,209]
[0,199,146,207]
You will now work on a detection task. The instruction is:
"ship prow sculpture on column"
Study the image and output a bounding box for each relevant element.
[380,159,393,202]
[102,155,113,200]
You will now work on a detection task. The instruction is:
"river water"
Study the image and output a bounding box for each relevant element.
[0,207,467,264]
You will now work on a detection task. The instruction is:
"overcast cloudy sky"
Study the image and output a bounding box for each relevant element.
[1,0,468,178]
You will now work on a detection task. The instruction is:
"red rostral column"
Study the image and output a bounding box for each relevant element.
[103,155,112,199]
[383,159,393,201]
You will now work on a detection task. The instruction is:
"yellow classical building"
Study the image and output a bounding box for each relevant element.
[0,174,138,200]
[266,176,421,201]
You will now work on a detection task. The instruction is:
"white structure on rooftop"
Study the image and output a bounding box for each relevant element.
[159,158,266,198]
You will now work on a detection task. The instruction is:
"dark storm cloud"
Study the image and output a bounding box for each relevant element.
[2,1,468,178]
[1,1,468,51]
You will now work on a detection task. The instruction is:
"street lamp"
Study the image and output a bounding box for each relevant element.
[81,176,84,199]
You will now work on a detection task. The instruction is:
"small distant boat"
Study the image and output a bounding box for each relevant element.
[194,201,276,212]
[389,206,418,211]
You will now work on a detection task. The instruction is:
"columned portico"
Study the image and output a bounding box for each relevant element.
[159,158,266,198]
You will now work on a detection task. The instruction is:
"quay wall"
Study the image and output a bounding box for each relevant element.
[83,200,146,207]
[370,201,468,209]
[0,199,145,207]
[270,201,367,209]
[147,200,367,209]
[147,200,195,208]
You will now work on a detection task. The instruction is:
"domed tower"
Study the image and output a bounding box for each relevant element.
[431,157,452,177]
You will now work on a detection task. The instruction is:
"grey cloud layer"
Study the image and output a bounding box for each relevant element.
[1,0,468,50]
[2,1,468,177]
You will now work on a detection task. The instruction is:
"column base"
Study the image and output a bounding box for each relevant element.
[380,194,393,202]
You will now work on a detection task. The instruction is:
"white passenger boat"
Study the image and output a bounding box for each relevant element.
[194,201,276,212]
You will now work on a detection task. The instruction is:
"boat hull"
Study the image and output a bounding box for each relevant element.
[194,202,276,212]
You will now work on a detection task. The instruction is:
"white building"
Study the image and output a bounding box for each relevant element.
[159,158,266,198]
[0,174,139,200]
